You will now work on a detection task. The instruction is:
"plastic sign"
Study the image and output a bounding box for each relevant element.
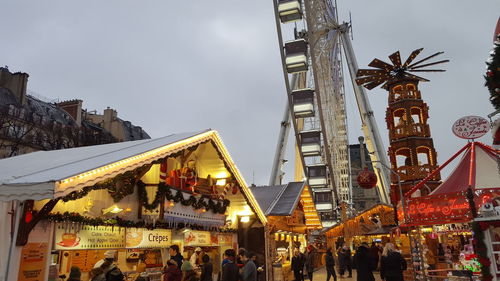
[452,116,490,139]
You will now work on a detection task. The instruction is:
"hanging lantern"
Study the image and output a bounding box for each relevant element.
[356,168,377,189]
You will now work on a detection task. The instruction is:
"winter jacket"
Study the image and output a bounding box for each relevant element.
[353,246,376,281]
[338,248,352,268]
[380,251,407,281]
[325,253,335,268]
[200,262,213,281]
[291,255,304,273]
[163,265,182,281]
[304,251,315,273]
[171,254,184,270]
[241,260,257,281]
[221,260,239,281]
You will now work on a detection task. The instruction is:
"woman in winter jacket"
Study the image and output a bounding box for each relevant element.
[380,243,407,281]
[353,243,376,281]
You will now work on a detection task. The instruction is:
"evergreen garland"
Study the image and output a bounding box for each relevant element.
[47,211,237,232]
[138,181,230,214]
[485,35,500,110]
[472,221,493,281]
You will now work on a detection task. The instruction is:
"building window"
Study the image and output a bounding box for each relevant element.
[319,212,336,221]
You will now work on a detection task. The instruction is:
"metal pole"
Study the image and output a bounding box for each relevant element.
[6,200,21,281]
[269,75,298,186]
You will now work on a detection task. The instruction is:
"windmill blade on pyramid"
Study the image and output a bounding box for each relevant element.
[402,48,424,67]
[388,51,402,68]
[407,51,445,68]
[368,58,395,71]
[355,73,391,85]
[403,72,430,82]
[409,59,450,70]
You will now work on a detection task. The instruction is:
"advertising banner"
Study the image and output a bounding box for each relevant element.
[184,230,211,246]
[126,228,172,248]
[54,224,125,250]
[18,243,48,281]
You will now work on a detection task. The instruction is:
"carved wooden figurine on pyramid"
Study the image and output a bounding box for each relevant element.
[356,48,448,203]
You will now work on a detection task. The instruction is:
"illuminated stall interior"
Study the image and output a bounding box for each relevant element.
[0,130,266,281]
[250,182,321,280]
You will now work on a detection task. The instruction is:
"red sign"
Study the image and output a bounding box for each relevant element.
[405,193,471,224]
[452,116,490,139]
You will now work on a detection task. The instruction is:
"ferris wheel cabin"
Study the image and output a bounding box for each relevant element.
[290,88,315,118]
[284,39,308,73]
[277,0,303,23]
[307,164,328,188]
[299,130,322,157]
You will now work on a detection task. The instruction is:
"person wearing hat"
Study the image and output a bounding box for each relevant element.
[180,261,198,281]
[94,250,117,269]
[163,259,182,281]
[189,247,202,269]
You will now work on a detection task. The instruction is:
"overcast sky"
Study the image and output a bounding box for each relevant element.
[1,1,499,186]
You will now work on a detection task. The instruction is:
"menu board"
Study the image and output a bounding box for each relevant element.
[54,224,125,250]
[184,230,211,246]
[18,243,48,281]
[126,228,172,248]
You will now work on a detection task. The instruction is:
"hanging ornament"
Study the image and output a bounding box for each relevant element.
[356,168,378,189]
[25,210,33,223]
[232,183,238,195]
[487,70,495,77]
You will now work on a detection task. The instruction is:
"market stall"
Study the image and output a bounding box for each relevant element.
[402,141,500,280]
[250,182,322,281]
[0,130,267,281]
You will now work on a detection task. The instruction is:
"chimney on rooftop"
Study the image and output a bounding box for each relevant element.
[56,99,83,126]
[0,67,29,105]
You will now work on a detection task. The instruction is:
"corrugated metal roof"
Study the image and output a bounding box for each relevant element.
[250,182,305,216]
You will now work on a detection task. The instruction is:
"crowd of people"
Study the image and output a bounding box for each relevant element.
[290,242,407,281]
[62,246,263,281]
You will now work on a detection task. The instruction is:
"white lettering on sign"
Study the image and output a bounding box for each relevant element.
[452,116,490,139]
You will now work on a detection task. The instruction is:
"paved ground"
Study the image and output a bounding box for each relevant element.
[311,267,383,281]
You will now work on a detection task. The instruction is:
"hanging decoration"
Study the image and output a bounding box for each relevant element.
[46,212,237,233]
[138,181,230,214]
[356,168,377,189]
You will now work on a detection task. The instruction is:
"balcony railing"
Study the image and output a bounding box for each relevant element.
[392,164,439,182]
[390,123,430,139]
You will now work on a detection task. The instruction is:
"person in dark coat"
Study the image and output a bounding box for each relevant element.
[325,249,337,281]
[221,249,239,281]
[337,244,352,278]
[169,245,184,270]
[240,251,257,281]
[380,243,407,281]
[369,242,382,270]
[354,242,376,281]
[200,254,213,281]
[304,245,315,281]
[291,248,304,281]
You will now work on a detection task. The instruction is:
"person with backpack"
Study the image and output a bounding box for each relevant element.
[380,243,407,281]
[101,260,125,281]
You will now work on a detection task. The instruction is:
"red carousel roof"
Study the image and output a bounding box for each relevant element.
[402,142,500,226]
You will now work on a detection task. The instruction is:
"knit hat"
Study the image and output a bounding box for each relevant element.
[181,261,193,271]
[104,250,117,259]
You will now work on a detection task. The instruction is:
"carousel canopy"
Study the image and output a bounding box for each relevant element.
[403,142,500,225]
[0,129,267,223]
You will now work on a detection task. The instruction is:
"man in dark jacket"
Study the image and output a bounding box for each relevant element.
[325,249,337,281]
[169,245,184,270]
[304,245,315,281]
[221,249,239,281]
[337,244,352,278]
[291,248,304,281]
[354,242,376,281]
[241,251,257,281]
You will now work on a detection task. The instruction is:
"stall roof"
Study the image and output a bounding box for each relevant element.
[250,182,322,228]
[0,129,267,224]
[251,182,305,216]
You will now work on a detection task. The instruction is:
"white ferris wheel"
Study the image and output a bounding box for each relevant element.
[269,0,391,227]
